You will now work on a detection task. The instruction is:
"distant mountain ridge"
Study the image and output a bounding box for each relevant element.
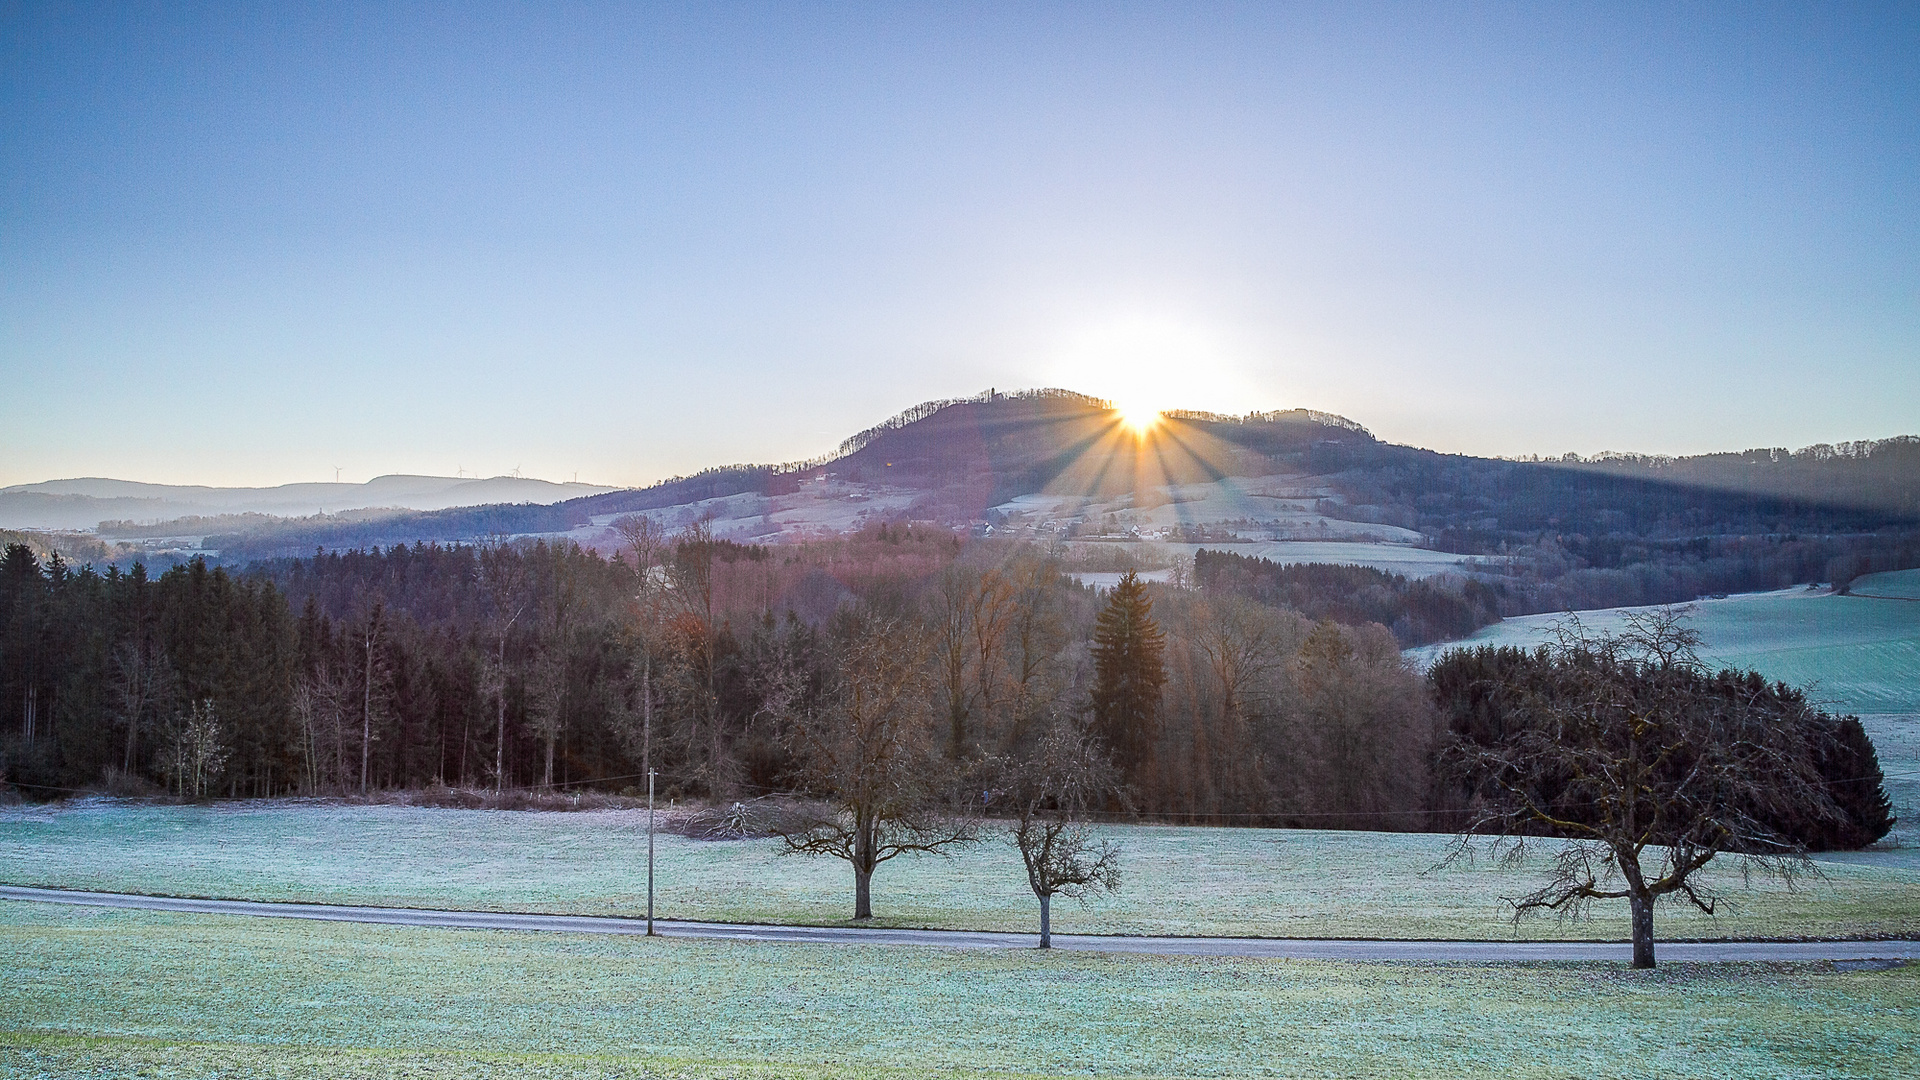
[0,474,616,531]
[8,390,1918,571]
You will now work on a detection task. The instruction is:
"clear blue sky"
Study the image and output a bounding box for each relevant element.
[4,2,1916,487]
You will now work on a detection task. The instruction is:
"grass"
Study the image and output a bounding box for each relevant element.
[1405,587,1920,863]
[3,902,1917,1079]
[1407,587,1920,715]
[5,800,1919,940]
[1851,569,1920,601]
[0,1038,939,1080]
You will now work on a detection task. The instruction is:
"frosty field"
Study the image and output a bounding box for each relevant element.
[1405,586,1920,862]
[4,799,1918,941]
[1850,569,1920,601]
[3,902,1917,1079]
[1406,586,1920,715]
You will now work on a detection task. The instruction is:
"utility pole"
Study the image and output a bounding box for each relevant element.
[647,767,657,935]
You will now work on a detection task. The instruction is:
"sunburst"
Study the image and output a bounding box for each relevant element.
[1115,400,1163,436]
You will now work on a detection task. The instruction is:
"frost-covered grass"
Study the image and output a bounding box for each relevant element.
[3,903,1916,1079]
[1851,569,1920,601]
[1406,587,1920,865]
[4,800,1918,940]
[1408,587,1920,715]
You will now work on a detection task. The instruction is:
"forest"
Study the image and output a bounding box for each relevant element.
[0,528,1893,848]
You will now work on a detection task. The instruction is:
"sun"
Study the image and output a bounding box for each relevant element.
[1115,399,1164,436]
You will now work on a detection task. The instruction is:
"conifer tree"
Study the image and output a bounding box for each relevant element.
[1090,571,1165,783]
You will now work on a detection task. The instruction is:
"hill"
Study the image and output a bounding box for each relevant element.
[200,390,1402,558]
[13,389,1916,605]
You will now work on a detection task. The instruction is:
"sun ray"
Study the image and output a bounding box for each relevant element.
[1030,407,1254,554]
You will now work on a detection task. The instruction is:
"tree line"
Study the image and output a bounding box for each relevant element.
[1477,530,1920,615]
[0,530,1891,850]
[1192,550,1504,646]
[1195,532,1920,637]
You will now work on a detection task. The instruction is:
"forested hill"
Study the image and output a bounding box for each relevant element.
[564,390,1377,516]
[204,390,1384,558]
[817,391,1377,505]
[1342,437,1920,552]
[1569,439,1920,516]
[184,389,1920,561]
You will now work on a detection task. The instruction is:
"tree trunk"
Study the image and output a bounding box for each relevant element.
[707,694,722,798]
[1629,890,1656,969]
[360,672,371,795]
[495,692,507,793]
[299,704,314,793]
[361,629,375,796]
[854,866,873,921]
[495,637,508,793]
[333,702,345,792]
[1038,892,1052,949]
[852,813,878,920]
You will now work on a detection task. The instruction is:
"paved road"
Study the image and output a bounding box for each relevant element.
[5,884,1917,963]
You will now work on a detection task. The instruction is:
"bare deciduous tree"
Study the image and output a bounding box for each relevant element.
[161,699,231,800]
[356,602,390,795]
[777,611,978,919]
[612,514,666,579]
[931,564,1017,757]
[1444,608,1843,968]
[1180,594,1293,818]
[1292,620,1431,827]
[290,667,346,793]
[657,519,730,794]
[1004,554,1069,745]
[526,650,567,789]
[613,513,670,788]
[528,543,582,790]
[1000,722,1122,947]
[477,543,530,792]
[110,634,174,777]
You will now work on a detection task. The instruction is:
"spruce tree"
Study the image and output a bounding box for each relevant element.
[1090,570,1165,783]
